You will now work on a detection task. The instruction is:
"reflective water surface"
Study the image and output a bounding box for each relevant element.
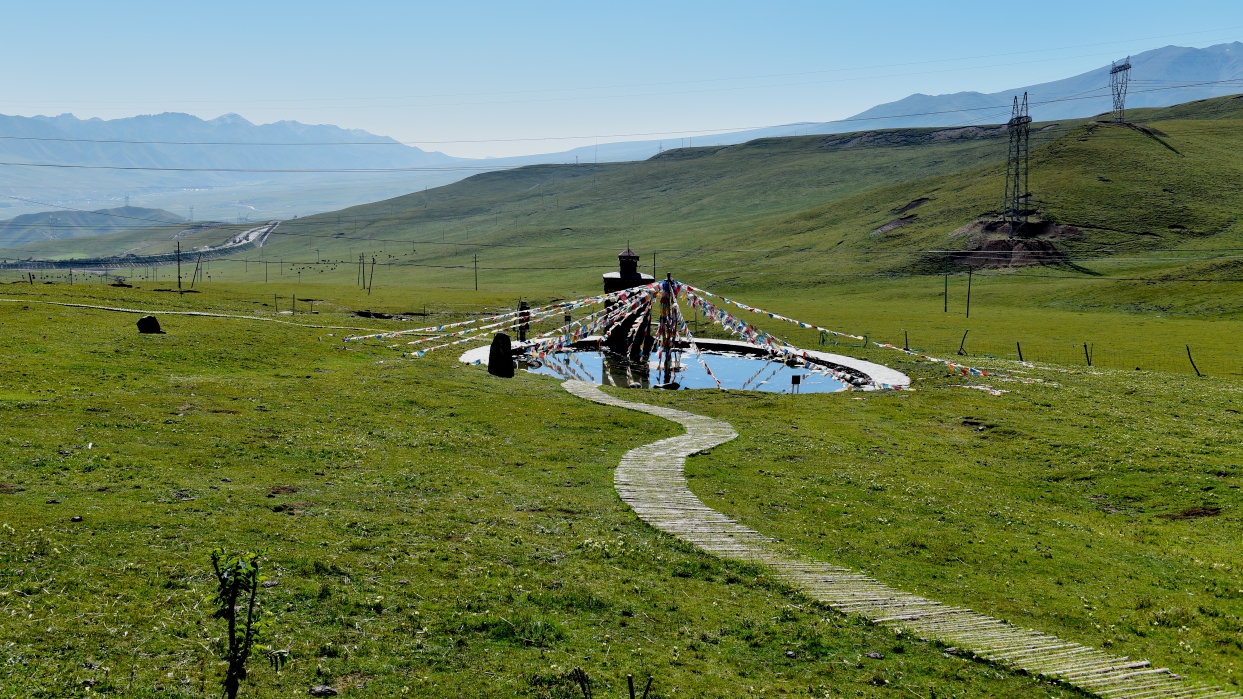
[524,350,846,393]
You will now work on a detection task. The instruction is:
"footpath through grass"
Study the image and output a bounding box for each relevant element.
[678,363,1242,689]
[0,282,1084,699]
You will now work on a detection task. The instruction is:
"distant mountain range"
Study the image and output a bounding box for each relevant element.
[0,42,1239,235]
[536,42,1243,157]
[0,111,458,171]
[0,206,185,249]
[0,112,484,228]
[843,42,1243,128]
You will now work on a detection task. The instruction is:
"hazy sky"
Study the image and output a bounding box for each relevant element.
[3,1,1242,157]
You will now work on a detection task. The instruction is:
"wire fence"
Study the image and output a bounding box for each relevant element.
[838,335,1237,378]
[3,268,1239,378]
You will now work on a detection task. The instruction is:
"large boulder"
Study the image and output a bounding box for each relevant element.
[136,315,164,334]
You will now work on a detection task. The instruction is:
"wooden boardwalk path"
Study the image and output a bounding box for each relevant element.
[564,380,1237,699]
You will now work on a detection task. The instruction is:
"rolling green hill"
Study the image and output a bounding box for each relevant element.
[13,95,1243,306]
[3,220,254,262]
[6,116,1076,264]
[0,206,186,250]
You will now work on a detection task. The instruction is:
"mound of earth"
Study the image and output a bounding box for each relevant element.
[951,218,1082,240]
[955,237,1065,267]
[942,218,1081,267]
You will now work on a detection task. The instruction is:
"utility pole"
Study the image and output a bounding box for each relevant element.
[1110,57,1132,123]
[473,254,478,291]
[652,252,657,279]
[1003,92,1031,238]
[966,268,973,319]
[190,253,203,289]
[176,241,182,290]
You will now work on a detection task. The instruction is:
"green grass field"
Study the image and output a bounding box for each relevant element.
[0,276,1239,698]
[3,94,1242,697]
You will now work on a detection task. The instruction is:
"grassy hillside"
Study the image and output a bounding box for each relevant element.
[0,207,186,249]
[4,221,258,263]
[0,279,1239,696]
[792,108,1243,263]
[19,96,1243,317]
[9,118,1079,275]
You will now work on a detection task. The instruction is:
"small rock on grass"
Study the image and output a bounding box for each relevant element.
[46,498,61,504]
[70,516,83,522]
[309,686,338,697]
[866,651,884,659]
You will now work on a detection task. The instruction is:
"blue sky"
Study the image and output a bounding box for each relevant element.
[2,1,1242,157]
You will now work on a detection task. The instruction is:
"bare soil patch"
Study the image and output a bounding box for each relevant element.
[1156,506,1221,520]
[892,198,931,214]
[872,215,916,237]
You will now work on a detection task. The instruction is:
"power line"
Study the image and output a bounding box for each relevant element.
[0,161,523,174]
[8,27,1237,111]
[0,77,1238,151]
[8,254,1241,283]
[11,42,1243,118]
[2,86,1240,250]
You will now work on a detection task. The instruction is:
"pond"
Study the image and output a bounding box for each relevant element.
[524,349,847,393]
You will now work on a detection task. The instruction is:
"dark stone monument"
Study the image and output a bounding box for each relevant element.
[488,333,514,378]
[136,315,164,334]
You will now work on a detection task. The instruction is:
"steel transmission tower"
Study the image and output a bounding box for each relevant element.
[1110,57,1131,123]
[1004,92,1032,237]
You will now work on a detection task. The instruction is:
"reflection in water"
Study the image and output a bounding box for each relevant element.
[525,350,846,393]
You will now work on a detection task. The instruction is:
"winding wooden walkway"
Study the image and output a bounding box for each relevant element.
[563,380,1237,699]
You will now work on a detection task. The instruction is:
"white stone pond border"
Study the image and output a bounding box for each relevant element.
[458,336,911,391]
